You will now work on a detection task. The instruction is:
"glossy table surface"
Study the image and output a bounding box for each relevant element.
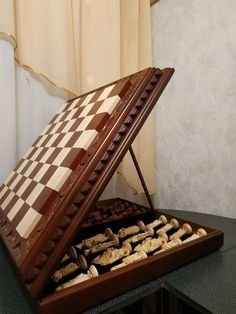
[0,210,235,314]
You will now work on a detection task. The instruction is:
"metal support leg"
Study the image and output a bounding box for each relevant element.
[129,146,156,213]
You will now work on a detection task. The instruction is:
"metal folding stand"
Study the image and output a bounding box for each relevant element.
[129,146,156,213]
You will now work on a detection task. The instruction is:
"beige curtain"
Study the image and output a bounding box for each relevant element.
[0,0,155,194]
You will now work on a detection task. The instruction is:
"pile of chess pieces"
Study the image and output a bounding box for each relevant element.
[85,199,149,226]
[52,215,207,291]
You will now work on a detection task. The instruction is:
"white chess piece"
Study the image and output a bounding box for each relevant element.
[111,250,147,271]
[134,234,168,254]
[117,221,145,238]
[52,255,87,282]
[84,234,119,256]
[146,215,167,229]
[92,242,132,266]
[56,265,98,291]
[183,228,207,243]
[124,226,155,244]
[154,238,182,255]
[169,223,192,240]
[156,219,179,235]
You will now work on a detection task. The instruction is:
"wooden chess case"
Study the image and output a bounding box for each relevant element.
[40,198,223,313]
[0,67,223,313]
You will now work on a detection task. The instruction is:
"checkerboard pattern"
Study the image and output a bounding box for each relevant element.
[0,80,131,239]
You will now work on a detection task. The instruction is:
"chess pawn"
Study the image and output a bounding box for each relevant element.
[169,223,192,241]
[156,218,179,235]
[56,265,99,291]
[146,215,168,230]
[124,226,155,244]
[111,250,147,271]
[183,228,207,243]
[51,255,87,282]
[84,234,119,256]
[92,242,132,266]
[117,221,145,238]
[154,238,182,255]
[134,234,168,254]
[60,246,79,263]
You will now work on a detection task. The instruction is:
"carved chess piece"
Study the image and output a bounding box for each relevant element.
[134,234,168,254]
[146,215,167,229]
[156,218,179,235]
[61,246,80,263]
[154,238,182,255]
[110,250,147,271]
[51,255,87,282]
[78,227,113,249]
[61,228,114,263]
[84,234,119,256]
[117,221,145,238]
[169,223,192,240]
[183,228,207,243]
[124,226,155,244]
[56,265,99,291]
[92,242,132,266]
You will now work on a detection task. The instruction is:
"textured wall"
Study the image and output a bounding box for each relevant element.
[151,0,236,218]
[0,39,66,183]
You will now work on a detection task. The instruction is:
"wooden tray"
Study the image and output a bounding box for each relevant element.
[40,198,223,313]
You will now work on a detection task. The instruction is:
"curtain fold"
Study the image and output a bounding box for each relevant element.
[0,0,155,195]
[119,0,155,194]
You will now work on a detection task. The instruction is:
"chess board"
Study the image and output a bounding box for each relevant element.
[0,80,131,239]
[0,68,224,314]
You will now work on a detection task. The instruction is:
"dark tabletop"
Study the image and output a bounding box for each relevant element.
[0,210,235,314]
[0,239,39,314]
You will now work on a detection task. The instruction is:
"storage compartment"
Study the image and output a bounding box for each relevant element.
[40,199,223,313]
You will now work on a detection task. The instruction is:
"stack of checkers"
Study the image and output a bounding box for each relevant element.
[0,80,131,239]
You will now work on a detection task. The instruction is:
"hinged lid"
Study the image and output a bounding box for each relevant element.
[0,67,174,298]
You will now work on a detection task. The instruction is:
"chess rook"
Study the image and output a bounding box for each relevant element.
[111,250,147,271]
[117,221,145,238]
[56,265,98,291]
[134,234,168,254]
[84,234,119,256]
[92,242,132,266]
[156,218,179,235]
[169,223,192,240]
[183,228,207,243]
[52,254,87,282]
[146,215,167,230]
